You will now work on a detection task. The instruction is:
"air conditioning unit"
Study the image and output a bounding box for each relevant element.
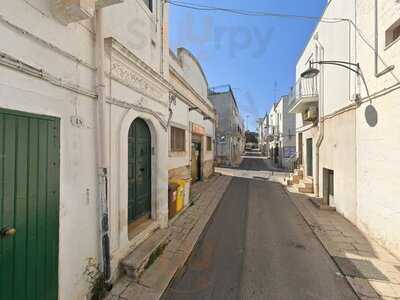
[52,0,95,25]
[303,106,318,121]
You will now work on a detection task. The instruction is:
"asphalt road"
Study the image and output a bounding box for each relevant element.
[162,153,358,300]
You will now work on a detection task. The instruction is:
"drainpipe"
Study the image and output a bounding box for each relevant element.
[95,8,111,284]
[374,0,379,76]
[314,37,325,199]
[373,0,394,77]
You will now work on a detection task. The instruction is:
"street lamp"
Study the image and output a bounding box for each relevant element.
[301,60,371,103]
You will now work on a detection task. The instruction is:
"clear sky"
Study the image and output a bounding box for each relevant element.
[169,0,327,131]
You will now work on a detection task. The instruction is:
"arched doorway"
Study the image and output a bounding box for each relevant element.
[128,118,151,226]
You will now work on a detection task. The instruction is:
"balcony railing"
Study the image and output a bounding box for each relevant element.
[288,77,319,114]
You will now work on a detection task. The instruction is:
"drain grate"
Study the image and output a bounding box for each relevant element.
[333,257,388,281]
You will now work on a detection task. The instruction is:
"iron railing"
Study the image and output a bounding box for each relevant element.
[288,77,319,109]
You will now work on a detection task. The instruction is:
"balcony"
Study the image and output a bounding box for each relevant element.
[52,0,124,25]
[288,77,319,114]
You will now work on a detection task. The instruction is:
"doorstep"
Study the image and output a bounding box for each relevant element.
[285,187,400,300]
[105,174,232,300]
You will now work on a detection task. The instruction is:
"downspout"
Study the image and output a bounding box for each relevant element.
[373,0,394,77]
[95,8,111,283]
[314,38,324,198]
[374,0,378,76]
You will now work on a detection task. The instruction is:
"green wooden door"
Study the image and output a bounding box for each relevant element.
[128,119,151,223]
[0,108,60,300]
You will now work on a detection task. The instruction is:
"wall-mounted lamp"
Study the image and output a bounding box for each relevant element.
[301,60,372,104]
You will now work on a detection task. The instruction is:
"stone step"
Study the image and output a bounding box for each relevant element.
[298,186,314,194]
[120,228,170,280]
[309,197,336,211]
[292,174,301,184]
[298,183,314,194]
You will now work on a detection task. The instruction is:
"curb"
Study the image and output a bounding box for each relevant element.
[281,185,362,300]
[159,176,233,299]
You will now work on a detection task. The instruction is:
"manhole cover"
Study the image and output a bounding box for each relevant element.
[333,257,388,281]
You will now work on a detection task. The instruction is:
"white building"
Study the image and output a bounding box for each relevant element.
[208,85,245,166]
[0,1,215,299]
[290,0,400,258]
[267,96,296,169]
[168,47,216,194]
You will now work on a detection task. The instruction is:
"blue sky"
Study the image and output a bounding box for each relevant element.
[169,0,327,131]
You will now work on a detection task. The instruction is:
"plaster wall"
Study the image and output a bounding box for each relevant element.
[0,0,170,299]
[355,0,400,258]
[319,110,357,223]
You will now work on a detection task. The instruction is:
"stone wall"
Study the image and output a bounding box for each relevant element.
[168,165,190,180]
[203,159,214,179]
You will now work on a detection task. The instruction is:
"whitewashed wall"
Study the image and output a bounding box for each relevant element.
[295,0,400,258]
[295,0,357,209]
[0,0,170,299]
[355,0,400,258]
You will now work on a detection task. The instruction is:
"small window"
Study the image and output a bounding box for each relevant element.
[171,127,185,152]
[386,19,400,47]
[206,136,212,151]
[142,0,153,12]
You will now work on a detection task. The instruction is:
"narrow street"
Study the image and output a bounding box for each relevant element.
[163,153,358,300]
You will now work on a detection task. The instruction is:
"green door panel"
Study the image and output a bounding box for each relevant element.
[128,118,151,223]
[0,108,60,300]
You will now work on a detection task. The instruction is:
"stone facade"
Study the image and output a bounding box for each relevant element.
[203,159,215,179]
[168,165,190,181]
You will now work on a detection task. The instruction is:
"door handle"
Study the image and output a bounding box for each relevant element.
[140,168,145,172]
[1,227,16,238]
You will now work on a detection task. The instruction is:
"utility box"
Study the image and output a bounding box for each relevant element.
[51,0,95,25]
[170,179,188,214]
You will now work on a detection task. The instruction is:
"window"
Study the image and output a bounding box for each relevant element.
[385,19,400,47]
[206,136,212,151]
[143,0,153,12]
[171,127,185,152]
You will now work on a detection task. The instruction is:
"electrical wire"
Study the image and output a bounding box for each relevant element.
[167,0,399,82]
[166,0,347,23]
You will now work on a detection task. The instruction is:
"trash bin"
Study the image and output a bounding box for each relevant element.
[168,183,179,219]
[170,179,186,214]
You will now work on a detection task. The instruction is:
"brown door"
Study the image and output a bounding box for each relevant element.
[191,142,201,182]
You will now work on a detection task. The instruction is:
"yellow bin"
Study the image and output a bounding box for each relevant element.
[170,179,186,213]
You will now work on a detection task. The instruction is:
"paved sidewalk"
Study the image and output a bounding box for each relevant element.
[286,186,400,300]
[105,174,232,300]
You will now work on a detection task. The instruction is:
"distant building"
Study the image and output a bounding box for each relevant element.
[208,85,245,166]
[258,115,269,155]
[267,96,296,169]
